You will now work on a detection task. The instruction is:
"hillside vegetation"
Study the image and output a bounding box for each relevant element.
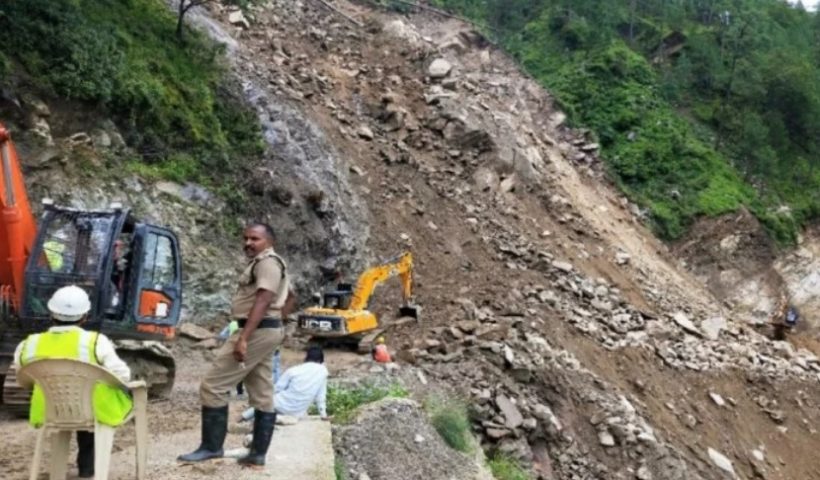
[0,0,262,192]
[432,0,820,242]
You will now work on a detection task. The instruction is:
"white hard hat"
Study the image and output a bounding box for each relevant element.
[47,285,91,322]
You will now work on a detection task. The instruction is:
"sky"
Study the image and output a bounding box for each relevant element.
[793,0,818,11]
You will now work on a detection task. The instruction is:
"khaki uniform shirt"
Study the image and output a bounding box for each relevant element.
[231,247,289,319]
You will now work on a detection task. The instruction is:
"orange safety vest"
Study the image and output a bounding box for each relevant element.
[373,344,392,363]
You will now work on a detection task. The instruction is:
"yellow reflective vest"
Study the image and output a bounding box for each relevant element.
[43,240,66,271]
[228,320,239,335]
[19,329,133,427]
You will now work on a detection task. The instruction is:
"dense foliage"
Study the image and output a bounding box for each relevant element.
[0,0,263,185]
[432,0,820,242]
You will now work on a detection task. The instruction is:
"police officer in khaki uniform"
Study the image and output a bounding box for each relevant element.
[179,223,290,467]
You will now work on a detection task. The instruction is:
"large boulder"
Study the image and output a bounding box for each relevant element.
[428,59,453,79]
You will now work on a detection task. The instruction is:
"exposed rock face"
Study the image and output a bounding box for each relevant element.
[232,72,371,291]
[163,0,373,306]
[676,207,820,332]
[777,224,820,330]
[674,209,780,325]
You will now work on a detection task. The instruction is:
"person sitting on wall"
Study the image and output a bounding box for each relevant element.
[239,345,329,423]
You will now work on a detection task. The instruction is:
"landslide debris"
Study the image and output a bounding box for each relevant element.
[334,398,493,480]
[4,1,820,479]
[224,1,820,478]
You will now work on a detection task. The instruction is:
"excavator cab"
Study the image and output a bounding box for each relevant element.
[21,203,183,340]
[320,283,354,309]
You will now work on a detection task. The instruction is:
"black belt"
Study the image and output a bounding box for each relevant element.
[237,318,282,329]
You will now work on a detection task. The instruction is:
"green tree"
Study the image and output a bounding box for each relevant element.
[432,0,820,243]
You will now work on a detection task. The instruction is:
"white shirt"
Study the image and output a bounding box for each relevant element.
[13,325,131,383]
[274,362,328,418]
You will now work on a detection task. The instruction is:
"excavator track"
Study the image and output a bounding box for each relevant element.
[308,314,420,353]
[115,340,176,398]
[2,369,31,417]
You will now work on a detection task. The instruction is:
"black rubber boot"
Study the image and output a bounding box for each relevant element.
[177,406,229,462]
[238,410,276,467]
[76,431,94,478]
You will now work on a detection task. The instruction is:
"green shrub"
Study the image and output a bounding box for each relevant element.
[334,458,347,480]
[428,399,472,453]
[0,0,263,187]
[125,153,200,183]
[326,382,409,423]
[0,0,123,101]
[488,454,530,480]
[534,41,760,239]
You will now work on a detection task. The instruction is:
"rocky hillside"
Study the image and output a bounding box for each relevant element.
[203,1,818,478]
[5,0,820,479]
[1,1,375,323]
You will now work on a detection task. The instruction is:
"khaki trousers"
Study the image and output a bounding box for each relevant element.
[200,327,284,411]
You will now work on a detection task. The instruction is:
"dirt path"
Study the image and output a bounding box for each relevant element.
[0,347,354,480]
[106,417,334,480]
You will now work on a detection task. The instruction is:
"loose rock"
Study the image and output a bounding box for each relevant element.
[707,448,736,477]
[428,59,453,78]
[495,395,524,429]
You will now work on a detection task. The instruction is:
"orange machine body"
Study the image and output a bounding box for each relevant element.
[0,124,37,312]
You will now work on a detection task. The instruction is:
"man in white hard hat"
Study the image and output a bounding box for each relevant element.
[13,285,132,478]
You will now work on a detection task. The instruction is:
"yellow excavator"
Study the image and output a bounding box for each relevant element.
[298,251,419,352]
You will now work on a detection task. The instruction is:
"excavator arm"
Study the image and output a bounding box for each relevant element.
[348,251,414,311]
[0,124,37,315]
[298,251,418,346]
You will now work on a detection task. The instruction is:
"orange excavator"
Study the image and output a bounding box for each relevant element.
[0,123,183,413]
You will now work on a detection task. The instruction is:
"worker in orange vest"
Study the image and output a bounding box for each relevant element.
[372,336,392,363]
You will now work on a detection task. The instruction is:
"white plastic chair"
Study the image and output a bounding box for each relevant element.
[16,358,148,480]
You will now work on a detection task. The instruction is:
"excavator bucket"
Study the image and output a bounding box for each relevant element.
[398,304,420,320]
